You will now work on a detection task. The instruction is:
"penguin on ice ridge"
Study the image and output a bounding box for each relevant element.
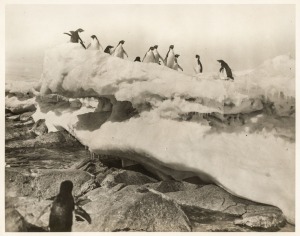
[104,45,114,54]
[87,35,103,51]
[153,45,164,64]
[112,40,128,59]
[63,28,86,49]
[164,45,175,68]
[217,60,234,80]
[142,47,156,63]
[194,55,203,74]
[173,54,183,71]
[134,57,141,62]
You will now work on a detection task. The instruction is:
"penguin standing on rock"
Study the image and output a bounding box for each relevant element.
[112,40,128,59]
[63,28,86,49]
[194,55,203,74]
[164,45,175,68]
[104,45,114,54]
[153,45,164,64]
[49,180,75,232]
[173,54,183,71]
[217,60,234,80]
[87,35,103,51]
[142,47,156,63]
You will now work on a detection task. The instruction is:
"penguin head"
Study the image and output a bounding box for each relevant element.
[169,45,174,49]
[217,60,225,64]
[107,45,113,49]
[150,47,154,51]
[196,55,200,59]
[153,45,158,49]
[134,57,141,62]
[59,180,73,195]
[119,40,125,45]
[91,35,97,39]
[175,54,180,58]
[76,28,84,33]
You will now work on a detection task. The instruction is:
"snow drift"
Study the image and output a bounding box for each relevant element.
[11,43,295,223]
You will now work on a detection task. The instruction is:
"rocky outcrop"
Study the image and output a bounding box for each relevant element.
[73,185,191,232]
[165,184,286,230]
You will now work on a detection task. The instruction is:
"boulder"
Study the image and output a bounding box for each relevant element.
[73,185,191,232]
[100,169,157,188]
[5,208,28,232]
[32,169,95,199]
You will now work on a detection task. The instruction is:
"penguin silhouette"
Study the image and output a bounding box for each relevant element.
[134,57,141,62]
[164,45,175,68]
[87,35,103,51]
[112,40,128,59]
[142,47,156,63]
[104,45,114,54]
[49,180,75,232]
[217,60,234,80]
[194,55,203,73]
[153,45,164,64]
[173,54,183,71]
[63,28,86,49]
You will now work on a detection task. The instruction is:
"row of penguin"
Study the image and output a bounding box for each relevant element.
[64,29,234,80]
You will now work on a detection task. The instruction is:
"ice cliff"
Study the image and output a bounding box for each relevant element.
[10,43,294,223]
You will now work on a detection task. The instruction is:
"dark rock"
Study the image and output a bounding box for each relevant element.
[73,185,191,232]
[234,205,286,230]
[5,168,35,197]
[7,197,52,229]
[5,130,81,150]
[100,169,157,188]
[144,180,199,193]
[166,185,247,215]
[8,104,37,115]
[30,119,48,136]
[7,114,21,121]
[20,111,35,122]
[32,169,94,199]
[5,208,28,232]
[165,184,286,231]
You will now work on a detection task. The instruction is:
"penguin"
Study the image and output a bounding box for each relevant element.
[134,57,141,62]
[164,45,175,68]
[112,40,128,59]
[49,180,75,232]
[104,45,114,54]
[217,60,234,80]
[194,55,203,74]
[63,28,86,49]
[142,47,156,63]
[173,54,183,71]
[153,45,164,64]
[86,35,103,51]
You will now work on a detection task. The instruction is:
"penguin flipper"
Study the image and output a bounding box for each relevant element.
[123,49,128,58]
[80,42,86,49]
[219,67,224,73]
[142,52,147,62]
[86,43,91,49]
[75,206,91,224]
[64,33,72,36]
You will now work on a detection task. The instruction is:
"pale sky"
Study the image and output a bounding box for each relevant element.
[5,4,295,75]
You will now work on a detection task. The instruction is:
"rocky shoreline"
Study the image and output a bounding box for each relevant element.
[5,105,295,232]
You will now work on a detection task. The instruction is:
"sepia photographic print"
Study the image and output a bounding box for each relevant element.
[2,0,298,234]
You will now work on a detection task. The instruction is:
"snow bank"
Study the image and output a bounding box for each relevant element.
[31,44,295,223]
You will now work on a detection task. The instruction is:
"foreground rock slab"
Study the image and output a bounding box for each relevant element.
[74,185,191,232]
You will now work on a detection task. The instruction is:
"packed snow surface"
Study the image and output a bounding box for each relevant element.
[10,43,295,223]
